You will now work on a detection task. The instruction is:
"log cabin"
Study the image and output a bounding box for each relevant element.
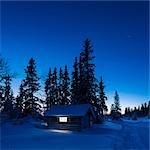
[44,104,96,130]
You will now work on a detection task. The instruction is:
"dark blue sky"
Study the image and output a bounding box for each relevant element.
[1,1,149,111]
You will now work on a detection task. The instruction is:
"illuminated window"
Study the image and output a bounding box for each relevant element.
[59,117,67,122]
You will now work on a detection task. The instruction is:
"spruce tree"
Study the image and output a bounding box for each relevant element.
[0,57,6,109]
[110,104,115,115]
[97,77,108,116]
[146,101,149,117]
[4,75,11,102]
[62,65,70,105]
[3,75,14,118]
[125,107,128,116]
[137,105,141,117]
[78,55,84,103]
[58,67,64,105]
[127,107,131,118]
[15,82,24,118]
[44,69,53,110]
[79,38,96,104]
[0,56,9,83]
[114,91,121,112]
[144,102,147,116]
[0,84,4,111]
[0,56,16,111]
[132,107,137,120]
[110,91,121,120]
[141,104,144,116]
[23,58,41,116]
[52,67,59,105]
[71,57,79,104]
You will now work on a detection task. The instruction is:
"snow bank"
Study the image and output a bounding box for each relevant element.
[140,118,150,123]
[1,120,122,150]
[1,119,149,150]
[92,121,122,131]
[123,117,150,123]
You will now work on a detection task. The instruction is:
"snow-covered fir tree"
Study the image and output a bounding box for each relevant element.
[23,58,41,116]
[110,91,121,120]
[71,57,79,104]
[144,102,147,116]
[0,84,4,111]
[52,67,59,105]
[114,91,121,112]
[15,82,25,117]
[141,104,145,116]
[0,56,17,113]
[0,57,9,111]
[62,65,70,105]
[0,56,9,82]
[110,104,115,115]
[44,69,53,110]
[97,77,108,116]
[78,55,84,102]
[78,38,96,104]
[124,107,128,116]
[58,67,64,104]
[3,75,14,118]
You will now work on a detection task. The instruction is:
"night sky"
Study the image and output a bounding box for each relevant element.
[1,1,149,112]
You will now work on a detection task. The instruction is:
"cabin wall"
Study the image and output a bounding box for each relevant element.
[81,111,94,128]
[45,110,95,130]
[81,113,90,128]
[46,116,82,130]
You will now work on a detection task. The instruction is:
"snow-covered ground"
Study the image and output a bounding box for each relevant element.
[1,117,150,150]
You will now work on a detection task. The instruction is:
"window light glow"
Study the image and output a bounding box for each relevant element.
[59,117,67,122]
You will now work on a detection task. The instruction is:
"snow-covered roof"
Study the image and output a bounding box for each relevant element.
[44,104,95,117]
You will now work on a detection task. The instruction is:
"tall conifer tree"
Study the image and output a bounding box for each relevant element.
[58,67,64,104]
[23,58,41,116]
[78,55,84,102]
[52,67,59,105]
[114,91,121,112]
[71,57,79,104]
[15,82,25,117]
[44,69,53,110]
[98,77,108,116]
[3,75,14,118]
[79,38,96,104]
[62,65,70,105]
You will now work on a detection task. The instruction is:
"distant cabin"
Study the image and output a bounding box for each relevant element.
[44,104,96,130]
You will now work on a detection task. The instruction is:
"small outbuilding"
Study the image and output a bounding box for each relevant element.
[44,104,96,130]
